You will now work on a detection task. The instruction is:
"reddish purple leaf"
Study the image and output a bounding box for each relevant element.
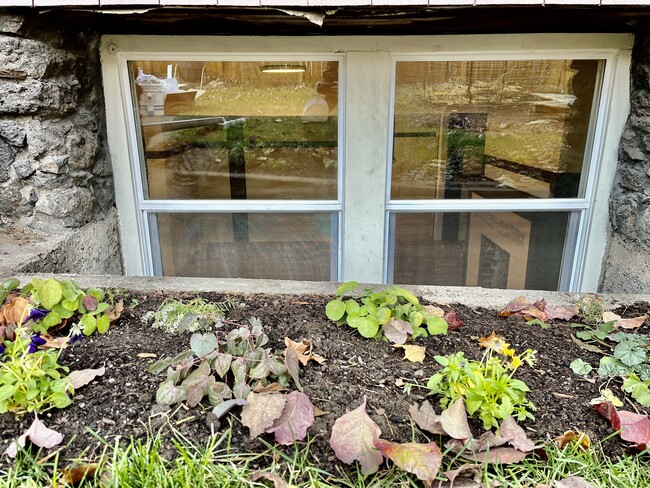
[443,310,463,329]
[82,295,98,312]
[330,396,382,474]
[266,391,314,445]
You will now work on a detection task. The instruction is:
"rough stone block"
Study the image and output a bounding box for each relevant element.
[0,15,25,34]
[34,186,94,228]
[25,118,97,171]
[0,120,26,146]
[0,78,79,115]
[0,138,15,182]
[0,36,77,80]
[38,155,69,174]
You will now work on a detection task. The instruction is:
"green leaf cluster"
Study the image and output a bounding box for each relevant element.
[577,295,604,325]
[144,297,242,335]
[0,277,19,304]
[570,328,650,407]
[0,331,73,414]
[23,278,113,336]
[150,317,292,409]
[325,281,448,340]
[426,350,536,430]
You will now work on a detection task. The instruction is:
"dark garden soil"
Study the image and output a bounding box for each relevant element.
[1,291,649,474]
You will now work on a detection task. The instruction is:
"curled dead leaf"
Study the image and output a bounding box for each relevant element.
[107,300,124,323]
[2,296,30,325]
[61,463,101,486]
[553,430,591,451]
[284,337,325,366]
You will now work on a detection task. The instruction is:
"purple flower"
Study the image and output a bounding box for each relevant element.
[24,308,49,324]
[27,333,47,354]
[68,322,84,344]
[0,343,4,356]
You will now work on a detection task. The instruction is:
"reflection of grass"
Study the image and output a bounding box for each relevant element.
[194,85,319,117]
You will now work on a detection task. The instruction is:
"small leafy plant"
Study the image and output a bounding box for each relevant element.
[0,329,73,414]
[19,278,119,336]
[426,333,536,429]
[325,281,448,340]
[571,329,650,407]
[150,317,293,411]
[143,297,242,335]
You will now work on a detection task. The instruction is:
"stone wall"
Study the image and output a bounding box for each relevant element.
[601,30,650,292]
[0,12,122,275]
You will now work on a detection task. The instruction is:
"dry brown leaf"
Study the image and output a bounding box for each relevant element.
[602,311,647,329]
[423,305,445,317]
[383,318,412,345]
[253,382,286,394]
[107,300,124,323]
[284,337,326,366]
[137,352,157,358]
[250,471,288,488]
[241,392,286,438]
[439,463,482,488]
[42,334,68,349]
[2,296,30,325]
[393,344,425,363]
[68,365,106,389]
[554,476,595,488]
[313,405,328,417]
[553,430,591,450]
[61,463,101,486]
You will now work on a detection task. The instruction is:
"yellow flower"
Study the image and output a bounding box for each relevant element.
[478,332,515,357]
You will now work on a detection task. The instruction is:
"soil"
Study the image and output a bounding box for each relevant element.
[1,291,649,475]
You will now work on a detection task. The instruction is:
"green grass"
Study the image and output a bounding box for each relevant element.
[2,426,649,488]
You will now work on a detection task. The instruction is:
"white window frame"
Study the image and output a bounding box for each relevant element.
[100,34,631,291]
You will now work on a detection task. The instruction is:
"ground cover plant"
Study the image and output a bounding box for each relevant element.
[1,280,650,487]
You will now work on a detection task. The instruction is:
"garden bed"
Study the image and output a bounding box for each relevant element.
[1,277,649,485]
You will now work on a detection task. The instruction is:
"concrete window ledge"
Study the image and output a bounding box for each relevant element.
[11,274,649,310]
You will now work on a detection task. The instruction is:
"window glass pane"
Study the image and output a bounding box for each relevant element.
[390,211,575,290]
[151,213,337,281]
[391,60,601,200]
[129,61,339,200]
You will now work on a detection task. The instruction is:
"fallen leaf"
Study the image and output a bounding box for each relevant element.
[284,338,325,366]
[499,296,530,316]
[570,335,606,354]
[330,396,383,474]
[61,463,100,486]
[590,388,623,407]
[439,398,472,440]
[107,300,124,322]
[313,405,327,417]
[474,431,509,451]
[409,401,446,435]
[266,391,314,445]
[393,344,425,362]
[374,439,442,487]
[4,414,63,458]
[602,311,647,330]
[444,310,463,329]
[241,392,286,438]
[554,476,595,488]
[545,304,579,321]
[462,446,529,464]
[284,348,302,391]
[593,401,650,448]
[423,305,445,317]
[137,353,157,358]
[440,464,482,488]
[553,430,591,450]
[253,382,286,394]
[250,471,288,488]
[68,365,106,389]
[383,318,412,345]
[2,297,30,325]
[42,334,68,349]
[500,416,535,452]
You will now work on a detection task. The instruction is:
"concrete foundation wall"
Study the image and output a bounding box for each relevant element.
[0,12,122,275]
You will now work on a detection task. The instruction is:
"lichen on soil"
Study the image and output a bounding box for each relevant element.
[1,291,647,473]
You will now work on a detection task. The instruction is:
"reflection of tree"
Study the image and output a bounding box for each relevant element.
[557,60,599,197]
[316,62,338,111]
